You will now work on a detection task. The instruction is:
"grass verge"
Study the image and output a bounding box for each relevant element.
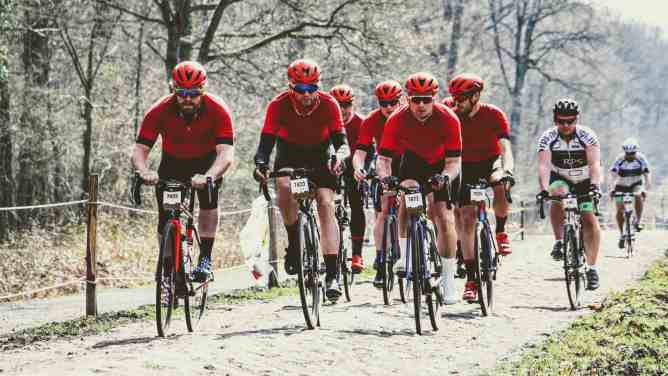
[493,257,668,376]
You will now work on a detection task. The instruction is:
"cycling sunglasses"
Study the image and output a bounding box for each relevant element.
[338,101,353,108]
[409,96,433,104]
[379,99,399,108]
[555,117,577,125]
[291,83,319,94]
[174,88,204,98]
[453,93,474,103]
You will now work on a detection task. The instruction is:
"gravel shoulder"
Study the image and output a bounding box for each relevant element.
[1,231,666,376]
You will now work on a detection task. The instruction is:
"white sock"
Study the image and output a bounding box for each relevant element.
[441,257,456,277]
[399,237,408,259]
[588,264,597,271]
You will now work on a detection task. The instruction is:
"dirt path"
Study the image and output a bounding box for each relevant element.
[2,231,666,376]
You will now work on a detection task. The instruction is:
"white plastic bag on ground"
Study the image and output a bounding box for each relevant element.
[239,195,270,284]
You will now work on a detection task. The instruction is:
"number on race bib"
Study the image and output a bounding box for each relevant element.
[469,188,486,202]
[163,190,181,206]
[290,178,309,197]
[563,197,578,210]
[405,192,423,209]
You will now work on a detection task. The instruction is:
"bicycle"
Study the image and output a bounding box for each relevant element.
[386,176,447,335]
[464,179,503,316]
[538,191,599,310]
[132,174,214,337]
[613,191,636,258]
[260,167,323,329]
[333,173,354,302]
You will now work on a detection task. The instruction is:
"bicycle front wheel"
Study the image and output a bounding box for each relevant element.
[473,222,493,316]
[410,221,423,335]
[184,252,208,332]
[625,213,634,258]
[297,215,320,329]
[564,227,583,310]
[340,229,353,302]
[381,216,397,305]
[425,226,441,331]
[156,222,177,337]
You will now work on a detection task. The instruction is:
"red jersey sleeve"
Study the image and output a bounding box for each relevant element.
[260,98,281,136]
[493,106,510,139]
[324,96,345,135]
[136,95,170,147]
[378,112,402,158]
[442,108,462,157]
[208,94,235,145]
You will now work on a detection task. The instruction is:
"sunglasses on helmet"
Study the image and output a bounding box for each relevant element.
[379,99,399,108]
[409,96,433,105]
[175,88,204,98]
[291,83,319,94]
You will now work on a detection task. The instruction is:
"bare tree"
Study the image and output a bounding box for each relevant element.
[0,0,15,240]
[487,0,605,141]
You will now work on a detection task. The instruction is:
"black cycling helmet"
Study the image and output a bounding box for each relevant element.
[553,98,580,116]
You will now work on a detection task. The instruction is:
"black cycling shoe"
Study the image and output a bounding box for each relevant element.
[550,241,564,261]
[325,278,342,302]
[192,256,211,283]
[618,237,625,249]
[634,222,644,232]
[373,269,384,289]
[586,269,600,290]
[284,248,299,275]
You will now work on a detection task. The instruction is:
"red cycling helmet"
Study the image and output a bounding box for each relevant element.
[171,61,207,88]
[374,80,403,101]
[448,73,484,96]
[405,72,439,96]
[287,58,321,84]
[330,84,354,102]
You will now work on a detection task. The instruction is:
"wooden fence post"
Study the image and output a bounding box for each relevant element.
[267,195,279,288]
[85,174,98,316]
[520,200,525,240]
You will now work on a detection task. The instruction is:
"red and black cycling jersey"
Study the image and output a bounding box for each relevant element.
[357,109,388,154]
[261,91,344,145]
[380,104,462,165]
[344,112,364,153]
[136,93,234,159]
[442,98,509,163]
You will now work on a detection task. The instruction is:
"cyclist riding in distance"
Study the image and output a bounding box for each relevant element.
[377,72,462,304]
[131,61,235,283]
[352,80,404,285]
[329,84,367,273]
[609,138,651,246]
[537,98,602,290]
[253,58,350,301]
[442,73,515,302]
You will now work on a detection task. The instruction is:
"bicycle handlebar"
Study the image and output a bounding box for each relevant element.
[536,192,600,219]
[131,172,214,207]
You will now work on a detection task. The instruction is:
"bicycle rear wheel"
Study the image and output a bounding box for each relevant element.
[297,215,320,329]
[156,223,177,337]
[340,230,353,302]
[381,216,397,305]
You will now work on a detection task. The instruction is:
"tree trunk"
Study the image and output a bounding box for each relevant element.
[0,54,12,241]
[446,0,464,79]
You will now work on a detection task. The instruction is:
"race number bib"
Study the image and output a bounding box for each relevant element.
[290,178,309,196]
[163,190,181,206]
[562,197,578,210]
[405,192,423,210]
[623,195,634,210]
[469,188,486,202]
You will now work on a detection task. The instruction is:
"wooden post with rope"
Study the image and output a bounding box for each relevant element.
[85,174,99,316]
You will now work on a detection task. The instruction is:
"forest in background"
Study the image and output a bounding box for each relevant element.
[1,0,667,242]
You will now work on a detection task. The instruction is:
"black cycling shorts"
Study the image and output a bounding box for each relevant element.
[398,151,450,202]
[549,171,592,205]
[454,156,503,206]
[274,140,336,191]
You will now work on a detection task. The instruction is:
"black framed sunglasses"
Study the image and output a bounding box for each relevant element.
[555,117,577,125]
[338,101,353,108]
[291,83,319,94]
[379,99,399,108]
[409,96,433,104]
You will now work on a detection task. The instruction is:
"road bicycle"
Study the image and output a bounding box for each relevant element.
[132,174,213,337]
[333,173,354,302]
[613,191,637,258]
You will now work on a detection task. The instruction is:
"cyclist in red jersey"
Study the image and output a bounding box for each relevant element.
[352,80,404,286]
[132,61,235,283]
[443,73,515,302]
[253,59,350,301]
[378,72,462,304]
[330,84,367,273]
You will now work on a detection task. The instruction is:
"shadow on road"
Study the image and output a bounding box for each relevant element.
[216,324,305,340]
[544,277,564,282]
[440,310,480,320]
[510,305,570,312]
[92,334,176,349]
[337,328,420,338]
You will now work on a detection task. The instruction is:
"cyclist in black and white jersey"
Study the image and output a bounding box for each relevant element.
[536,98,602,290]
[609,138,651,246]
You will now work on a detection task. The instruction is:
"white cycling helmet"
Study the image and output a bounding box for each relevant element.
[621,138,639,153]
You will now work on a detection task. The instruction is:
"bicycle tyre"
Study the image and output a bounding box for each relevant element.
[410,219,423,335]
[381,216,396,305]
[340,229,353,302]
[156,222,177,337]
[184,251,208,332]
[563,227,581,310]
[425,225,441,331]
[297,214,320,329]
[481,223,495,314]
[625,212,634,258]
[473,222,489,316]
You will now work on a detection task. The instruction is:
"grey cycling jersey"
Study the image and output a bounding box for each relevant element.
[537,125,599,184]
[610,151,650,187]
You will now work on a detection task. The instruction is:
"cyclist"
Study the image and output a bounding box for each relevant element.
[329,84,367,273]
[609,138,651,246]
[536,98,602,290]
[253,59,350,301]
[352,80,403,286]
[443,73,515,302]
[377,72,462,304]
[131,61,235,283]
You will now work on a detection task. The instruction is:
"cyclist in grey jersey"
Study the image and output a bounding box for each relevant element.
[536,98,602,290]
[609,138,652,245]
